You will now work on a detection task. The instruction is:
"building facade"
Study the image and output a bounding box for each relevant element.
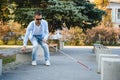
[107,0,120,27]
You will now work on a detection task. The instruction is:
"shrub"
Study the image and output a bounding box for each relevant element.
[64,27,86,46]
[86,25,120,45]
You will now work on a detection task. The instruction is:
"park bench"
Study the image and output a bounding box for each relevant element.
[0,39,64,76]
[16,44,59,64]
[49,43,58,52]
[0,48,32,76]
[0,43,60,76]
[48,39,64,50]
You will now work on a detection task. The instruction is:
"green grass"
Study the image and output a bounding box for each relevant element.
[0,54,16,64]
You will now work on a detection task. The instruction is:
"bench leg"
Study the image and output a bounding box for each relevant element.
[49,46,58,52]
[0,59,2,76]
[15,53,31,64]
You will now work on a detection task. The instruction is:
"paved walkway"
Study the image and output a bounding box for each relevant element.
[0,46,120,80]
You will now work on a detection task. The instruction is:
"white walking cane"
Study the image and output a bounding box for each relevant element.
[48,42,91,71]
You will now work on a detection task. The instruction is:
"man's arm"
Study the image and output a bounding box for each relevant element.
[22,22,33,51]
[43,21,49,42]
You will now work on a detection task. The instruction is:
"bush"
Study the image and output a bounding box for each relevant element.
[65,27,86,46]
[86,25,120,45]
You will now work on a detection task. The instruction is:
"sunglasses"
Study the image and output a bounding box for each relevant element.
[36,18,42,20]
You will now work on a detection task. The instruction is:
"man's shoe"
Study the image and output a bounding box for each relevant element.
[45,60,51,66]
[32,61,37,66]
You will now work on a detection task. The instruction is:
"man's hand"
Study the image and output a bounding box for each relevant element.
[42,39,47,43]
[21,46,26,52]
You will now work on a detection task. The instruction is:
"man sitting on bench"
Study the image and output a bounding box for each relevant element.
[21,11,50,66]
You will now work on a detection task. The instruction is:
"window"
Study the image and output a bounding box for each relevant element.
[118,9,120,19]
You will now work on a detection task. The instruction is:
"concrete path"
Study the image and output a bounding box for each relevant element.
[0,46,120,80]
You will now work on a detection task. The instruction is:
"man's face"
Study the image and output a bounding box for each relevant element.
[34,15,42,23]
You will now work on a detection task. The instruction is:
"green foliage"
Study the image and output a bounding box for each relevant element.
[12,0,48,8]
[14,8,35,28]
[11,0,106,31]
[0,0,10,23]
[73,0,106,30]
[0,0,17,24]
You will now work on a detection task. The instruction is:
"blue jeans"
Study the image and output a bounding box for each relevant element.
[30,37,50,61]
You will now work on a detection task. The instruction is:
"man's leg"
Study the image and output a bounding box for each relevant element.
[30,37,39,65]
[39,41,50,65]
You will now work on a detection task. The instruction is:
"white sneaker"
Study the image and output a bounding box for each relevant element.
[45,60,51,66]
[32,61,37,66]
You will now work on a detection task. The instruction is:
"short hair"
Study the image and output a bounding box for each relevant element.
[34,11,42,16]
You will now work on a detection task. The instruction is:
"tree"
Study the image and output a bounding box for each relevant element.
[46,0,106,31]
[73,0,106,30]
[12,0,48,28]
[0,0,17,25]
[13,0,106,32]
[0,0,10,24]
